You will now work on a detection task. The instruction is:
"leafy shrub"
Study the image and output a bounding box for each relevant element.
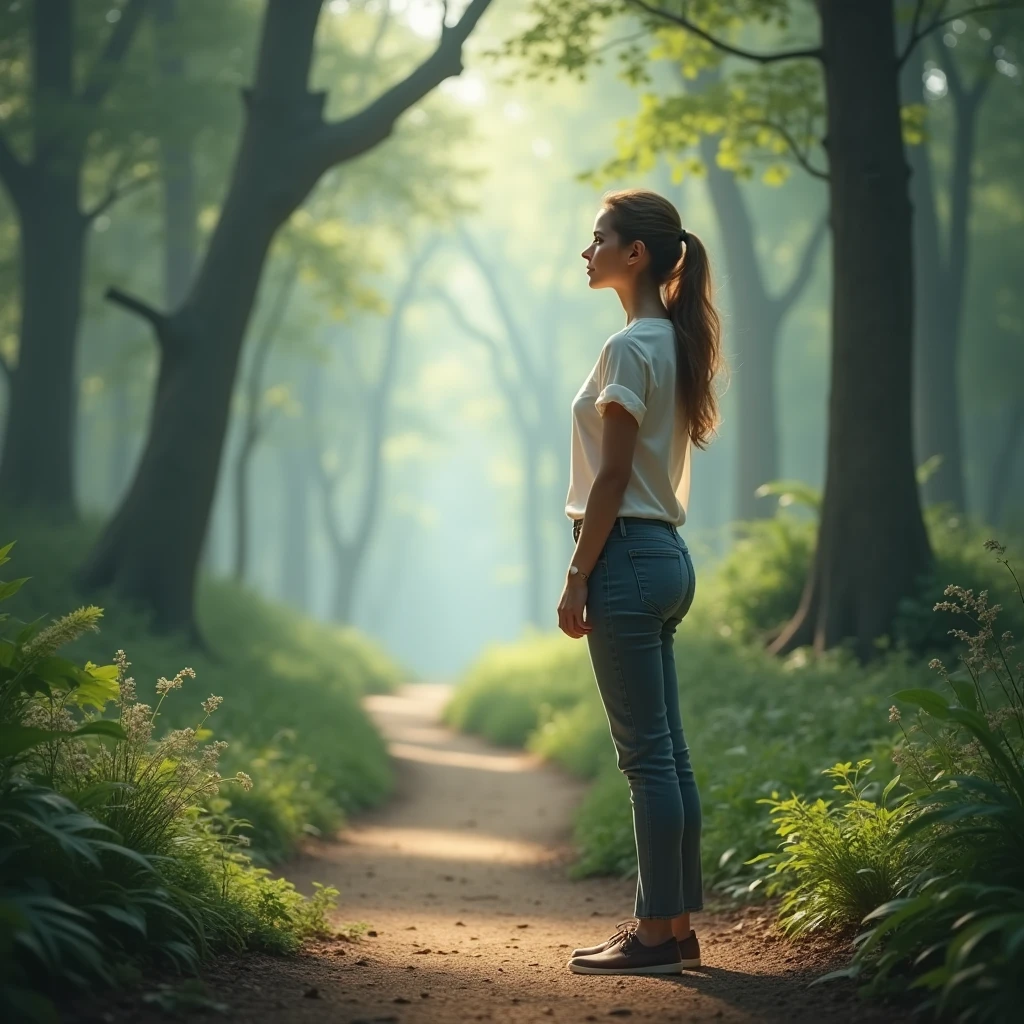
[0,777,205,1021]
[696,506,1023,654]
[443,631,594,746]
[1,517,400,861]
[843,542,1024,1020]
[750,760,920,936]
[0,543,345,1020]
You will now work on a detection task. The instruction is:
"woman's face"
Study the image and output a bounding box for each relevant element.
[581,207,633,290]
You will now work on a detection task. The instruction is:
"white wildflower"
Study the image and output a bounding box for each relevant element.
[201,695,223,715]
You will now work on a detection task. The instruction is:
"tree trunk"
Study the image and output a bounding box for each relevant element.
[699,136,782,521]
[771,0,931,659]
[904,48,974,513]
[107,371,133,504]
[279,441,311,610]
[82,0,493,632]
[232,261,298,582]
[155,0,198,308]
[987,398,1024,528]
[0,178,86,516]
[0,0,148,516]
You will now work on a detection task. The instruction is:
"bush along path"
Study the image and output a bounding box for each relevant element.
[69,683,904,1024]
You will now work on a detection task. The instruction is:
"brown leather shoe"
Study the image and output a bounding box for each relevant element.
[677,928,701,968]
[571,917,638,958]
[567,929,683,975]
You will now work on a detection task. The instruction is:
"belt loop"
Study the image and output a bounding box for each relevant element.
[618,517,626,537]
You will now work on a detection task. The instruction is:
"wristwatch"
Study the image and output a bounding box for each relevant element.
[568,564,590,582]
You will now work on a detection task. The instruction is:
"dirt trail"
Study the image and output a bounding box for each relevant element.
[72,683,904,1024]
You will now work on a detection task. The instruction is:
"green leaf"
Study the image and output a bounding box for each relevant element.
[66,662,120,712]
[948,677,978,713]
[71,720,127,744]
[0,576,30,601]
[0,723,65,757]
[31,656,80,688]
[14,615,45,644]
[892,688,951,719]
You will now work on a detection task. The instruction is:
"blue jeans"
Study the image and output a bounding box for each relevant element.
[579,516,703,919]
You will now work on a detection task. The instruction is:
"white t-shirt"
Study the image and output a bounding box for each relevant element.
[565,318,692,528]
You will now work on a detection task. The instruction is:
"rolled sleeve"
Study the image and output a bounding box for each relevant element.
[595,336,650,426]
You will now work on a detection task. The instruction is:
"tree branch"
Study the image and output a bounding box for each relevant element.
[623,0,823,64]
[105,286,168,337]
[431,285,531,435]
[456,224,545,397]
[80,0,152,107]
[899,1,1021,67]
[86,168,157,221]
[775,212,829,312]
[749,119,830,180]
[311,0,495,171]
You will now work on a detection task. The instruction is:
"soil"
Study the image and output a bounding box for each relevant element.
[66,683,911,1024]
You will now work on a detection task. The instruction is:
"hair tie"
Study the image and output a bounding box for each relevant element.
[679,229,689,245]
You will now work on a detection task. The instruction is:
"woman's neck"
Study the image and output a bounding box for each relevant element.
[617,281,669,324]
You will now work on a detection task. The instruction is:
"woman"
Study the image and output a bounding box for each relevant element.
[559,188,724,976]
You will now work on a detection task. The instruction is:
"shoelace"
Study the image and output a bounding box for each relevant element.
[607,917,639,946]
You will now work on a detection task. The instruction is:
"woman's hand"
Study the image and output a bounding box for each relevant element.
[558,576,592,639]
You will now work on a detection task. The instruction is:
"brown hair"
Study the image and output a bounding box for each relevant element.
[601,188,725,449]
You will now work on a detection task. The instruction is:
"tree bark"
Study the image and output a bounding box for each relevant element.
[0,179,86,515]
[699,137,825,521]
[987,397,1024,529]
[318,239,437,624]
[155,0,198,307]
[279,439,312,611]
[232,260,298,582]
[0,0,148,516]
[904,44,985,514]
[82,0,492,631]
[771,0,931,659]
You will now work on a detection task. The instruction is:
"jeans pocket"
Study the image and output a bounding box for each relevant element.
[628,548,685,616]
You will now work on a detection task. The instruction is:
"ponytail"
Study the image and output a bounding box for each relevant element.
[664,230,723,449]
[602,189,725,450]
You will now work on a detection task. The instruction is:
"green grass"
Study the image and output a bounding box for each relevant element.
[1,515,404,862]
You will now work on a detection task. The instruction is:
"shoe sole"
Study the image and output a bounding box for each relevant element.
[569,950,702,967]
[567,959,685,975]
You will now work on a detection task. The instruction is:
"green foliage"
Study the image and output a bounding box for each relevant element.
[0,540,381,1017]
[443,631,594,746]
[750,760,920,937]
[840,545,1024,1019]
[3,517,401,861]
[0,777,203,1021]
[695,505,1024,652]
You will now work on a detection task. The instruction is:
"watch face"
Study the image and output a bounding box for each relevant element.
[569,565,578,575]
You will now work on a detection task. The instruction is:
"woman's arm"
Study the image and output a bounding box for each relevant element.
[573,402,639,575]
[558,402,639,638]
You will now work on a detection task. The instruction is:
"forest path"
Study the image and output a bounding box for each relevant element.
[75,683,901,1023]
